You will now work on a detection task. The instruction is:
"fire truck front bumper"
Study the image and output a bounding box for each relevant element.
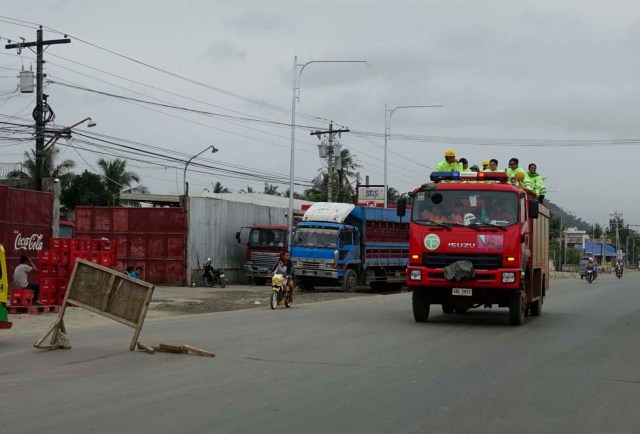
[406,266,522,289]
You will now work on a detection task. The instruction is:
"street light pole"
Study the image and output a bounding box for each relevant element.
[287,57,367,251]
[384,104,441,207]
[183,145,218,196]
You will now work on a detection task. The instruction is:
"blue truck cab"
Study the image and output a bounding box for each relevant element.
[291,203,408,292]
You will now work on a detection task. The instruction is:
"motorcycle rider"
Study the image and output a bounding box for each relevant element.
[272,252,295,294]
[615,259,624,276]
[586,257,598,279]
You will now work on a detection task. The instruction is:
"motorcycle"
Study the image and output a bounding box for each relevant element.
[615,266,623,279]
[585,268,596,284]
[270,273,292,309]
[201,258,226,288]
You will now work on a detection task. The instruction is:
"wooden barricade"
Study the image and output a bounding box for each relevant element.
[35,258,155,351]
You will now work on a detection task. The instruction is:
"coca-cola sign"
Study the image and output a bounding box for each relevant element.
[14,232,44,251]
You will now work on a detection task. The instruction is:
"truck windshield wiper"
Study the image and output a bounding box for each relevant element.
[420,219,452,230]
[449,222,481,231]
[479,222,507,231]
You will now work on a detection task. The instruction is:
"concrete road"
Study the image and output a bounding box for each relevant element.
[2,273,639,434]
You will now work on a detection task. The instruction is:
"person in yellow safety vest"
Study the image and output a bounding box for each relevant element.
[459,158,471,172]
[435,149,462,172]
[506,158,531,189]
[526,163,547,204]
[483,158,501,172]
[481,159,490,171]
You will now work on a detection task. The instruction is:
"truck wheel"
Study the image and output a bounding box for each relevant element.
[530,297,542,317]
[412,290,430,322]
[509,291,526,326]
[254,277,267,286]
[442,303,455,314]
[342,269,358,293]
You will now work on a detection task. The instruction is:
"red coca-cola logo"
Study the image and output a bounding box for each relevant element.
[14,233,44,251]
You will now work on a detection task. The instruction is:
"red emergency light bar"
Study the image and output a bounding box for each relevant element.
[430,171,508,182]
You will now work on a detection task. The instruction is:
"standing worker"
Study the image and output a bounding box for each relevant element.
[526,163,547,204]
[435,149,462,172]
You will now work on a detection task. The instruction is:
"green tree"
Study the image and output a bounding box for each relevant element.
[239,185,254,193]
[62,170,113,209]
[263,183,281,196]
[8,147,76,182]
[305,147,361,203]
[386,187,400,205]
[96,158,148,206]
[213,182,230,193]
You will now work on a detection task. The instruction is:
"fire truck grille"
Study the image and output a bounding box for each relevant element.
[423,253,502,270]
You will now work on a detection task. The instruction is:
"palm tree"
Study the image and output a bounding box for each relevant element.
[213,182,230,193]
[96,158,149,206]
[304,147,361,203]
[7,147,76,181]
[263,183,281,196]
[239,185,254,193]
[387,187,400,205]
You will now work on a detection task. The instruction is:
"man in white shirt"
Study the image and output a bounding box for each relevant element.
[13,255,42,305]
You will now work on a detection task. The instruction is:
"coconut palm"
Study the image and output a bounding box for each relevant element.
[213,182,230,193]
[263,183,281,196]
[305,147,361,203]
[7,147,75,180]
[96,158,149,206]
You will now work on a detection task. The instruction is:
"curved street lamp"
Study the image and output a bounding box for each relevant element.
[183,145,219,196]
[384,105,441,207]
[287,57,368,250]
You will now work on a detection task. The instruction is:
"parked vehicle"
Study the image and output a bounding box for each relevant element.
[237,225,290,286]
[201,258,226,288]
[0,244,12,329]
[270,273,292,309]
[292,203,408,292]
[397,171,550,326]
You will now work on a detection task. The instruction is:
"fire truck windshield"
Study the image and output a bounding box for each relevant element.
[412,190,519,227]
[248,229,287,248]
[292,227,338,248]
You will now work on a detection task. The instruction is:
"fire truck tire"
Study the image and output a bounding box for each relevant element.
[509,291,526,326]
[530,297,542,317]
[254,277,268,286]
[342,269,358,293]
[412,291,430,322]
[442,303,455,314]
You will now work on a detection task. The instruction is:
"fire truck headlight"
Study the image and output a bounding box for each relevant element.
[410,270,422,281]
[502,272,516,283]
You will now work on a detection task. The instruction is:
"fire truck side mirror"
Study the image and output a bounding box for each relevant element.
[529,200,539,219]
[397,197,407,217]
[235,231,242,243]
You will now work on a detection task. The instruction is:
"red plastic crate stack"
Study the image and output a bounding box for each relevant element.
[37,238,118,305]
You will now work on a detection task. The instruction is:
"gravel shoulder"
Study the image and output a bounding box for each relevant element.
[5,271,578,336]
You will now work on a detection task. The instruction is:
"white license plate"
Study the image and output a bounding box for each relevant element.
[219,274,225,278]
[452,288,472,296]
[304,270,315,275]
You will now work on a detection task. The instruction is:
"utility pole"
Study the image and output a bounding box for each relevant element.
[311,122,349,202]
[5,26,70,191]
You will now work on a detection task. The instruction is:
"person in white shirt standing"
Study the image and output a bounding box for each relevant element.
[13,255,42,305]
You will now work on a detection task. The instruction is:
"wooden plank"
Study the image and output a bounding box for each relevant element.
[136,342,155,354]
[182,345,215,358]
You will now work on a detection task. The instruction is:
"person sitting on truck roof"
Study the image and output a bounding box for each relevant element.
[459,158,471,172]
[526,163,546,204]
[469,165,480,172]
[481,159,490,171]
[506,158,528,184]
[483,159,501,172]
[435,149,462,172]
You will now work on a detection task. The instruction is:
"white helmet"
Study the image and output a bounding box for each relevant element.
[463,213,476,226]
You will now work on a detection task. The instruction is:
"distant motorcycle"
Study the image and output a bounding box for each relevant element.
[201,258,226,288]
[615,266,623,279]
[585,268,596,284]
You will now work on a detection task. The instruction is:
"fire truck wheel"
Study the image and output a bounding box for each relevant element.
[530,297,542,317]
[342,269,358,293]
[442,303,455,314]
[509,291,526,326]
[412,291,430,322]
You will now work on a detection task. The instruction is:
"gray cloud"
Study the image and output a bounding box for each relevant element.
[202,40,247,63]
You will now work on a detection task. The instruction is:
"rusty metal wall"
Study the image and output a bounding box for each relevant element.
[187,198,287,283]
[75,207,186,285]
[0,185,53,278]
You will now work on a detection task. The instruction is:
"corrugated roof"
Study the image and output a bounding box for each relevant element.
[190,192,314,210]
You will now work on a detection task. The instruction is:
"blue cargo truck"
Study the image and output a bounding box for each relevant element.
[291,203,409,292]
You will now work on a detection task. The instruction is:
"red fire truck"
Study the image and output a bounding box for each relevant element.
[397,171,549,325]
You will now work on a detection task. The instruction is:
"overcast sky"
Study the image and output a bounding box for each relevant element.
[1,1,639,228]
